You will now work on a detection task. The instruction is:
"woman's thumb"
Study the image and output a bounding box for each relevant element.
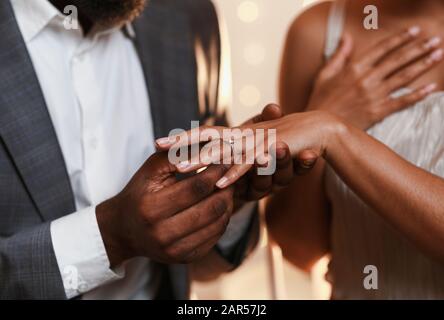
[320,33,354,80]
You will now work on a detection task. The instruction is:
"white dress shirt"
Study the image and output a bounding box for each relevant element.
[11,0,254,300]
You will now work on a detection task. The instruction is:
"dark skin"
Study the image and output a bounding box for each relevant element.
[97,154,236,266]
[47,1,316,267]
[96,105,313,268]
[269,0,444,271]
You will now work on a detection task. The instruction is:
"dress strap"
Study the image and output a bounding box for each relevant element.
[324,0,347,60]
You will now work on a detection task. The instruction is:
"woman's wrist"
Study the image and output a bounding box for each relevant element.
[320,112,350,160]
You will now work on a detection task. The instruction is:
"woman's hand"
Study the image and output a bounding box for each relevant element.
[308,27,443,129]
[156,111,340,189]
[233,104,318,201]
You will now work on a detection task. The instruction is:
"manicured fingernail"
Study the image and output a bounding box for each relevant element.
[430,48,444,61]
[216,177,229,188]
[422,83,437,94]
[256,153,270,167]
[156,137,172,146]
[176,161,190,170]
[425,36,442,49]
[408,26,421,36]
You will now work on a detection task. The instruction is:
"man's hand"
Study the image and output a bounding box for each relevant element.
[96,153,234,267]
[236,104,318,201]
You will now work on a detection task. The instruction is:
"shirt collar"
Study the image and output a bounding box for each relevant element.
[11,0,61,43]
[124,23,136,40]
[11,0,137,43]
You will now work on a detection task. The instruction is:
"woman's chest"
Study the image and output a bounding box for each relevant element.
[346,19,444,89]
[368,93,444,174]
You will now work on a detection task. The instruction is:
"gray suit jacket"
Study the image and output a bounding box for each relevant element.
[0,0,258,300]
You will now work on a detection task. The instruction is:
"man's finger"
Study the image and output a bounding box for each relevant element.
[256,103,284,122]
[183,234,223,262]
[167,209,232,262]
[234,176,249,199]
[155,187,234,245]
[248,162,273,201]
[151,164,229,221]
[245,103,284,126]
[140,152,176,178]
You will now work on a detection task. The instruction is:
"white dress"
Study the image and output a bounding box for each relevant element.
[323,0,444,299]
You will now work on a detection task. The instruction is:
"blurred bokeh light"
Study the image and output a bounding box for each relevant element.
[237,1,260,23]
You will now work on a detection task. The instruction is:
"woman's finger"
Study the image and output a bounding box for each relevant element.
[156,126,227,150]
[176,133,257,173]
[216,147,274,190]
[248,162,273,200]
[270,143,294,188]
[176,139,232,173]
[319,33,354,80]
[370,36,442,81]
[294,149,319,176]
[216,163,254,189]
[353,26,420,74]
[384,48,443,93]
[383,82,438,116]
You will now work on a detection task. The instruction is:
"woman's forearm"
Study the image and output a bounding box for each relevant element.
[325,120,444,262]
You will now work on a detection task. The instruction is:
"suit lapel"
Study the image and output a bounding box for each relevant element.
[0,1,76,221]
[0,0,201,222]
[133,2,201,139]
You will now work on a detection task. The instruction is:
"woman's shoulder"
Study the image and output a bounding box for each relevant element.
[286,1,333,46]
[287,0,365,44]
[280,2,334,112]
[283,1,339,67]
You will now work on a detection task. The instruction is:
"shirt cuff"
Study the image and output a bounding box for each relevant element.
[50,206,124,299]
[217,202,256,253]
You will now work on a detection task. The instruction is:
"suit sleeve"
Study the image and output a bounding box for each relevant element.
[0,222,67,299]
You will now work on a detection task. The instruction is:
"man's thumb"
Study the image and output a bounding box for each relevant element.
[140,152,178,191]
